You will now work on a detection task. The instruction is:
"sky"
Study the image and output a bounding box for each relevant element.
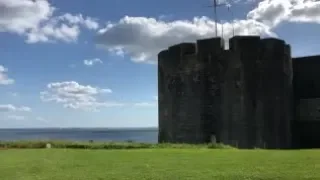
[0,0,320,128]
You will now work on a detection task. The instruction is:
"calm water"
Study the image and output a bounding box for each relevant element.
[0,128,158,143]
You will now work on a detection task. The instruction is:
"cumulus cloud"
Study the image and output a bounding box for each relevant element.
[0,0,99,43]
[7,115,26,120]
[59,13,99,30]
[96,16,274,63]
[96,0,320,64]
[40,81,123,111]
[0,0,54,34]
[26,22,80,43]
[0,104,31,112]
[0,65,14,85]
[247,1,289,27]
[247,0,320,27]
[83,58,103,66]
[289,0,320,23]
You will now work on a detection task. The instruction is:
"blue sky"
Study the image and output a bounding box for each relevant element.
[0,0,320,128]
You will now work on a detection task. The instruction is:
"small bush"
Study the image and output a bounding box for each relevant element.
[207,143,235,149]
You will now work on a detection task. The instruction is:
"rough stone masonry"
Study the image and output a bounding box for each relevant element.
[158,35,320,149]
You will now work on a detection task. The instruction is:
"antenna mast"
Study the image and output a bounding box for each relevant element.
[213,0,218,37]
[208,0,225,37]
[227,4,235,37]
[221,21,224,38]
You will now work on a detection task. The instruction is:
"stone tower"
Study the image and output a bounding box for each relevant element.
[221,36,293,149]
[158,35,293,149]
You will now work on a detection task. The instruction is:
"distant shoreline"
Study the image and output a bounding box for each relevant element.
[0,128,158,144]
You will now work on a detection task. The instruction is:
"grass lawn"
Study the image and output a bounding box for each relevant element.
[0,149,319,180]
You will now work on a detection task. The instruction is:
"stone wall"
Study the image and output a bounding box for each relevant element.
[197,37,225,143]
[222,36,293,149]
[158,35,298,149]
[223,36,262,148]
[256,38,293,149]
[292,56,320,148]
[158,42,207,143]
[158,37,228,144]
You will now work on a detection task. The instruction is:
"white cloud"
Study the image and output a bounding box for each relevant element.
[83,58,103,66]
[134,102,156,107]
[233,0,258,4]
[26,22,80,43]
[40,81,122,111]
[0,0,54,34]
[36,116,49,123]
[247,0,294,27]
[133,96,158,107]
[0,65,14,85]
[208,0,258,5]
[153,96,158,101]
[158,14,174,21]
[0,0,99,43]
[7,115,26,120]
[95,16,275,63]
[9,92,19,97]
[59,13,99,30]
[247,0,320,27]
[96,0,320,64]
[18,106,32,112]
[0,104,31,112]
[289,0,320,23]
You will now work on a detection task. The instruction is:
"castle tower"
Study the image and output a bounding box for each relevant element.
[158,36,293,149]
[222,36,293,148]
[222,36,261,148]
[257,38,293,149]
[292,55,320,149]
[196,37,225,143]
[158,42,208,143]
[158,37,226,144]
[158,49,170,142]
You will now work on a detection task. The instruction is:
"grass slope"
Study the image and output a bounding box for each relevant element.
[0,149,319,180]
[0,140,234,149]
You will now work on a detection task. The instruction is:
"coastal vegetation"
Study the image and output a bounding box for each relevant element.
[0,140,234,150]
[0,147,319,180]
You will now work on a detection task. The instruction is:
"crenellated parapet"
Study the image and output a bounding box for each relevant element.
[259,38,288,75]
[158,36,292,78]
[197,37,224,58]
[158,38,225,72]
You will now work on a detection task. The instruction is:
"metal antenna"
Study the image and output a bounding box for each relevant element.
[213,0,218,37]
[227,4,235,37]
[207,0,225,37]
[221,20,224,38]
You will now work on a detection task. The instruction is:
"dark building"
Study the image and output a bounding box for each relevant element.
[157,35,320,149]
[292,56,320,149]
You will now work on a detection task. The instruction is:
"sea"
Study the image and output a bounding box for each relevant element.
[0,128,158,143]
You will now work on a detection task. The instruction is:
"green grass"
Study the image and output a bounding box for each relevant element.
[0,140,234,150]
[0,148,319,180]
